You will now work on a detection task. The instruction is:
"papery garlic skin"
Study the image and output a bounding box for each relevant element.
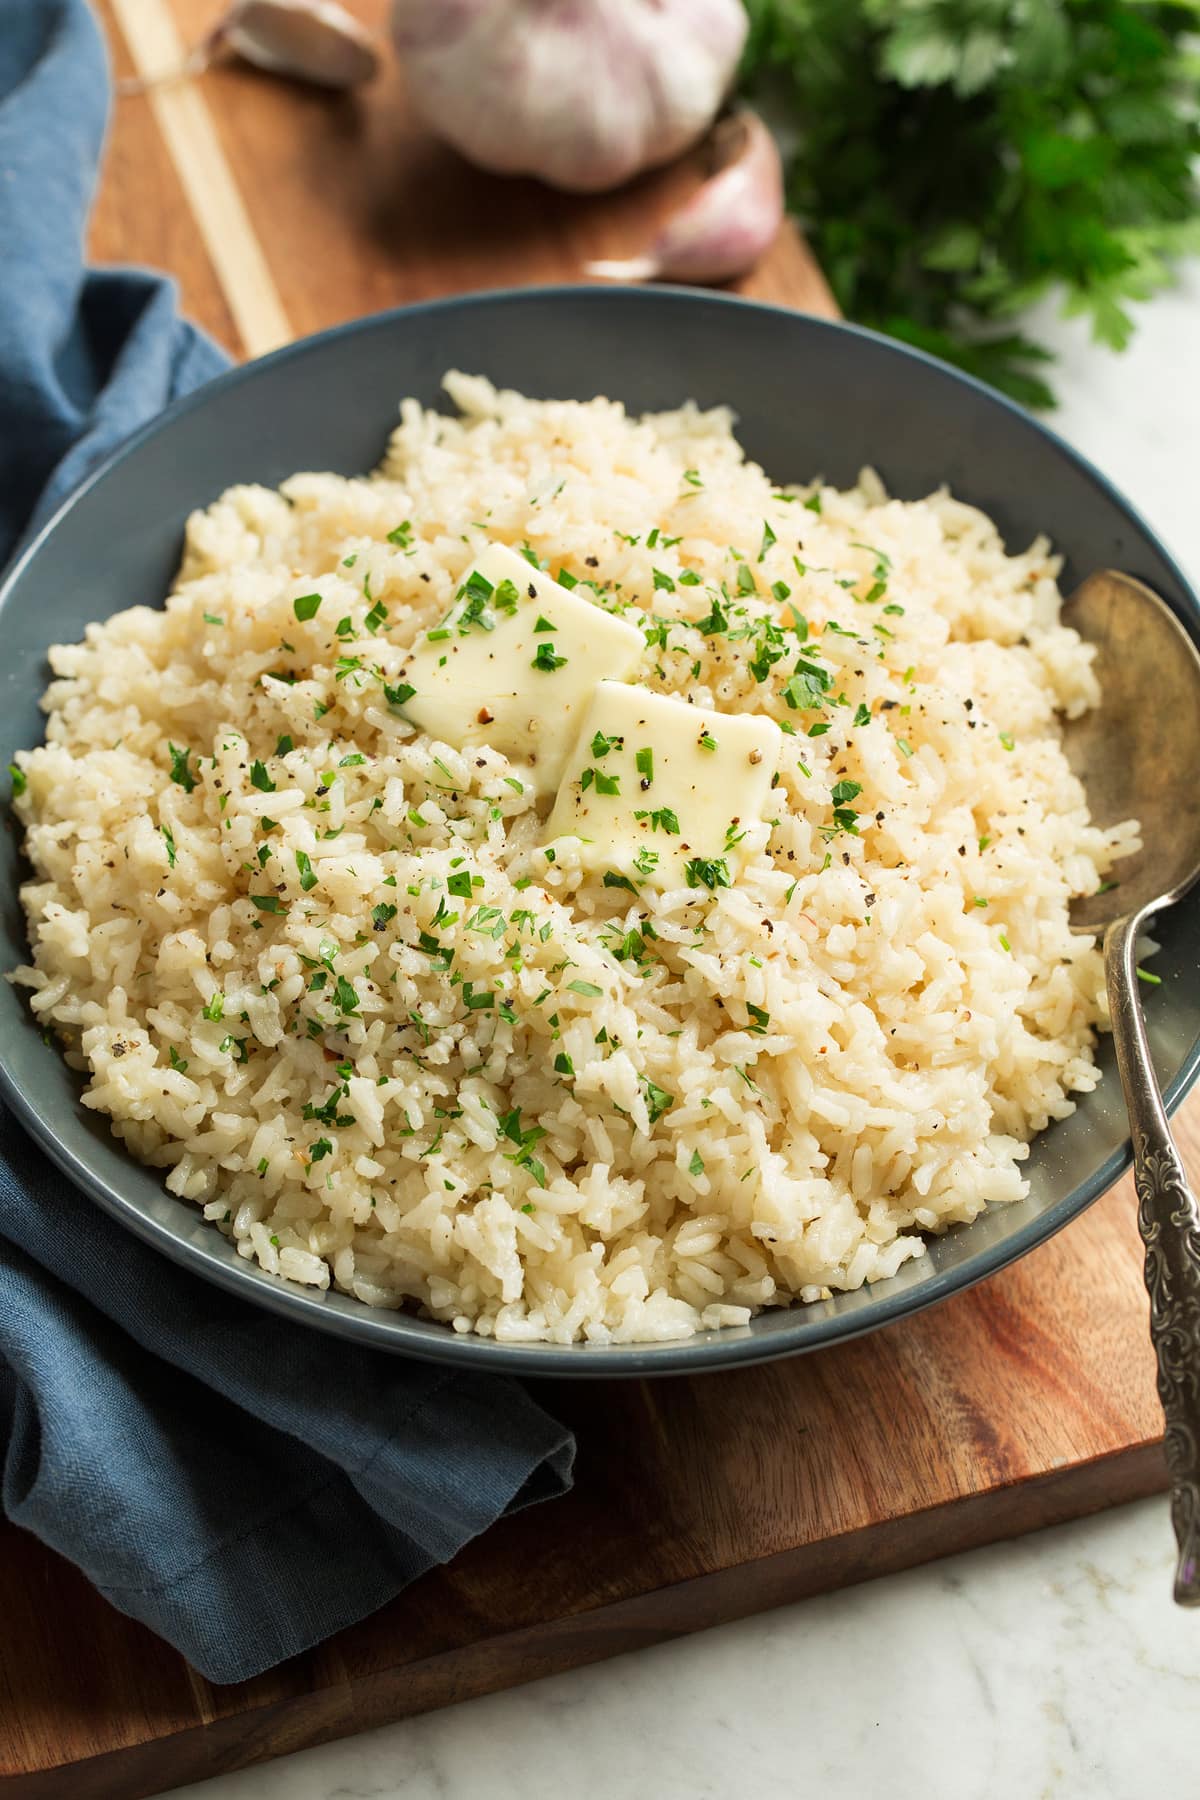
[390,0,749,193]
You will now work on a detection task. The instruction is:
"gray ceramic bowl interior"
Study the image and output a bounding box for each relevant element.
[2,287,1198,1376]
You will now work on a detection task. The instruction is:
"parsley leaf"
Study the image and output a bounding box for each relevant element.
[684,856,732,890]
[739,0,1200,405]
[167,743,196,793]
[531,642,568,673]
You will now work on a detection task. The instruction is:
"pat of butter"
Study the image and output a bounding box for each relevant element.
[544,681,782,889]
[396,544,644,796]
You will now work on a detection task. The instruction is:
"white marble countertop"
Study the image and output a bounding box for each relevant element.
[165,271,1200,1800]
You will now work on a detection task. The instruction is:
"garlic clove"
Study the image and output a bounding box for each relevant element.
[223,0,381,88]
[118,0,381,95]
[586,111,785,287]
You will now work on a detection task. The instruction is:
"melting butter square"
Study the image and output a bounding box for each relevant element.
[544,681,782,888]
[397,544,644,795]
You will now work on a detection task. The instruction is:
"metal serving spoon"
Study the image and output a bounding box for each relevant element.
[1066,569,1200,1604]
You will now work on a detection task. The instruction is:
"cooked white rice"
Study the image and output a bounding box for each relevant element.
[9,373,1137,1343]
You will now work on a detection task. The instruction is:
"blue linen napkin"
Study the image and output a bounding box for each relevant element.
[0,0,573,1685]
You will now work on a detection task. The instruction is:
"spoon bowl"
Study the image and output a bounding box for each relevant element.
[1066,570,1200,932]
[1064,567,1200,1607]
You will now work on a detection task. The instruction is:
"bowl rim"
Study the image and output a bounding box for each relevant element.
[2,282,1198,1378]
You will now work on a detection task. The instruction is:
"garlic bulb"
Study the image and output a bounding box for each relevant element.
[390,0,750,194]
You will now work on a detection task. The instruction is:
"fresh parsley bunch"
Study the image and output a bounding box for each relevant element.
[741,0,1200,405]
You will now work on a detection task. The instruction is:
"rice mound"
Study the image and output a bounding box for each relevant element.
[10,373,1136,1344]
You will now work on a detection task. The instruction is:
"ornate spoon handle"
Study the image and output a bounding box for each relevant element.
[1105,908,1200,1604]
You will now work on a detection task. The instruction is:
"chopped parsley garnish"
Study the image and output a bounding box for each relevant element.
[759,520,777,561]
[696,595,729,636]
[295,850,318,892]
[160,824,177,867]
[803,492,822,514]
[167,743,196,793]
[533,615,556,633]
[168,1045,189,1072]
[580,768,621,796]
[698,729,718,753]
[688,1149,705,1175]
[202,993,224,1022]
[683,468,703,488]
[831,779,863,806]
[853,703,872,727]
[781,659,831,711]
[372,902,397,930]
[333,975,359,1015]
[591,730,620,758]
[747,1004,771,1034]
[635,747,654,785]
[652,568,676,593]
[292,593,322,621]
[303,1087,354,1128]
[603,871,640,895]
[531,642,568,673]
[447,870,474,900]
[8,763,26,797]
[251,894,286,914]
[249,760,275,793]
[384,681,416,709]
[387,521,413,548]
[568,980,603,997]
[633,806,680,834]
[999,731,1016,751]
[736,562,757,597]
[684,856,732,890]
[642,1077,675,1124]
[633,847,659,876]
[363,596,389,634]
[897,738,915,757]
[308,1137,334,1163]
[457,568,494,626]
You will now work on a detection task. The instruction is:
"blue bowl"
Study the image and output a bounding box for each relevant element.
[2,286,1197,1375]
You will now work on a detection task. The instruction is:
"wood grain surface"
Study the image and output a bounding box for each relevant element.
[3,1,1193,1793]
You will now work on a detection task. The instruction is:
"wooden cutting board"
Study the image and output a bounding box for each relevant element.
[2,1,1192,1792]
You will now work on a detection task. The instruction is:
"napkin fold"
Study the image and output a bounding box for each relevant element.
[0,0,573,1684]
